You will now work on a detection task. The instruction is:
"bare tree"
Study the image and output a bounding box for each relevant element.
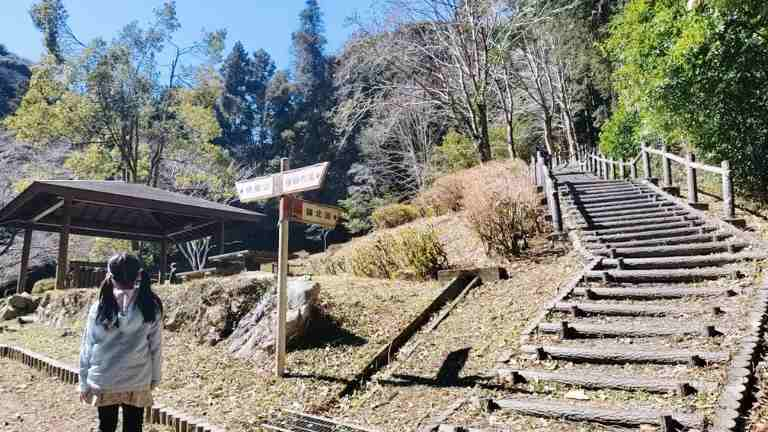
[177,237,212,272]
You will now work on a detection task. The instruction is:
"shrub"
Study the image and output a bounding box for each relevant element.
[434,129,478,172]
[462,160,540,261]
[32,278,56,294]
[348,234,398,279]
[414,174,465,216]
[392,227,448,280]
[371,204,420,230]
[348,226,448,281]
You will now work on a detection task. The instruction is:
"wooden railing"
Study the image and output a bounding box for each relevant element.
[586,145,738,222]
[530,152,563,235]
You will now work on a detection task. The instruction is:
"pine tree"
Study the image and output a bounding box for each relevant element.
[290,0,335,166]
[249,49,276,161]
[217,41,254,157]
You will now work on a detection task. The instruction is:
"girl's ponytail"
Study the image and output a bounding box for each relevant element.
[136,269,163,323]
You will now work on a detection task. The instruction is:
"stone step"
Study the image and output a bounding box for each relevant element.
[581,215,699,231]
[586,220,703,236]
[585,267,742,283]
[564,188,651,200]
[571,193,658,206]
[581,201,677,216]
[578,197,663,211]
[579,209,690,224]
[520,344,729,365]
[583,226,717,244]
[582,203,680,219]
[583,232,730,249]
[497,368,716,395]
[537,321,719,338]
[571,286,737,300]
[492,398,705,429]
[598,252,760,270]
[593,241,746,259]
[553,301,705,317]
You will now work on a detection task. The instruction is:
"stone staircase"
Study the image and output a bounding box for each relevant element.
[489,172,766,431]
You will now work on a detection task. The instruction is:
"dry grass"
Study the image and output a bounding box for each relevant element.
[0,357,174,432]
[328,248,582,431]
[0,274,444,431]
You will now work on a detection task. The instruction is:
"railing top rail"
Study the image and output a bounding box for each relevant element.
[589,146,726,175]
[641,146,725,175]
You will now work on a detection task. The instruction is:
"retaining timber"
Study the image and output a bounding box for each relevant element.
[0,344,226,432]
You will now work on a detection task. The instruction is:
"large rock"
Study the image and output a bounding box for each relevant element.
[227,280,321,360]
[159,273,273,346]
[0,304,19,321]
[35,289,97,328]
[8,293,40,314]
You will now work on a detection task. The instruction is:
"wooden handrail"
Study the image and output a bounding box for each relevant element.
[641,146,725,175]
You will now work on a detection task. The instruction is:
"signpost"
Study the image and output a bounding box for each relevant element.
[235,159,336,377]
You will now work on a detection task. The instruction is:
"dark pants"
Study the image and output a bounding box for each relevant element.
[97,404,144,432]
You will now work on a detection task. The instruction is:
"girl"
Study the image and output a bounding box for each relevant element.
[79,253,163,432]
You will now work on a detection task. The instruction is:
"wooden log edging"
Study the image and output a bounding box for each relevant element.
[710,279,768,432]
[0,344,226,432]
[338,272,476,399]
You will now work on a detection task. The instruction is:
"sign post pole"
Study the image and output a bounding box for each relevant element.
[235,159,336,378]
[276,158,289,377]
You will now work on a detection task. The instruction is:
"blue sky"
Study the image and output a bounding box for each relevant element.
[0,0,374,70]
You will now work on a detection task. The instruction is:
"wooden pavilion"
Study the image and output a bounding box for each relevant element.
[0,180,265,291]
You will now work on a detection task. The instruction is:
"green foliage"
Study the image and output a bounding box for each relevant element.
[89,238,132,262]
[338,193,389,235]
[434,130,478,172]
[598,102,642,158]
[32,278,56,294]
[603,0,768,194]
[348,226,447,281]
[64,143,119,180]
[371,203,420,230]
[393,227,448,280]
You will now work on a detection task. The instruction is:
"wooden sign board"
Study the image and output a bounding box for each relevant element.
[287,198,342,229]
[236,162,329,203]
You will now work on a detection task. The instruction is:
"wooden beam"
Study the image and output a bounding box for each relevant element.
[159,239,168,284]
[55,198,72,290]
[32,200,64,222]
[166,220,219,239]
[16,229,32,294]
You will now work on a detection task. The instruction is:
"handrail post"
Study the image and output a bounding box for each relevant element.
[619,159,625,179]
[610,159,617,180]
[603,158,609,180]
[721,161,735,220]
[686,152,699,205]
[642,146,652,179]
[548,174,563,234]
[530,155,536,185]
[630,161,637,179]
[535,151,543,188]
[662,144,673,187]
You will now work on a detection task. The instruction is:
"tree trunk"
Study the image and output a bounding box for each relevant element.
[543,112,554,155]
[506,119,516,159]
[476,103,492,162]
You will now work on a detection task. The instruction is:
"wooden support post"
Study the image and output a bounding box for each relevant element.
[159,239,168,284]
[642,147,652,179]
[17,229,32,293]
[662,145,672,187]
[275,158,290,377]
[610,160,617,180]
[619,159,625,179]
[548,176,563,234]
[721,161,735,220]
[217,222,225,255]
[602,159,609,180]
[55,197,72,290]
[686,152,699,204]
[630,161,637,179]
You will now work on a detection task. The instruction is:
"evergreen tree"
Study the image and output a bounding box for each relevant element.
[217,41,254,158]
[290,0,336,166]
[249,49,276,161]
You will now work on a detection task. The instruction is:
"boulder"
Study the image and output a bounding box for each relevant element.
[8,293,39,313]
[227,280,321,360]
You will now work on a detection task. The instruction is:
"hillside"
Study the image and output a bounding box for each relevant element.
[0,44,31,119]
